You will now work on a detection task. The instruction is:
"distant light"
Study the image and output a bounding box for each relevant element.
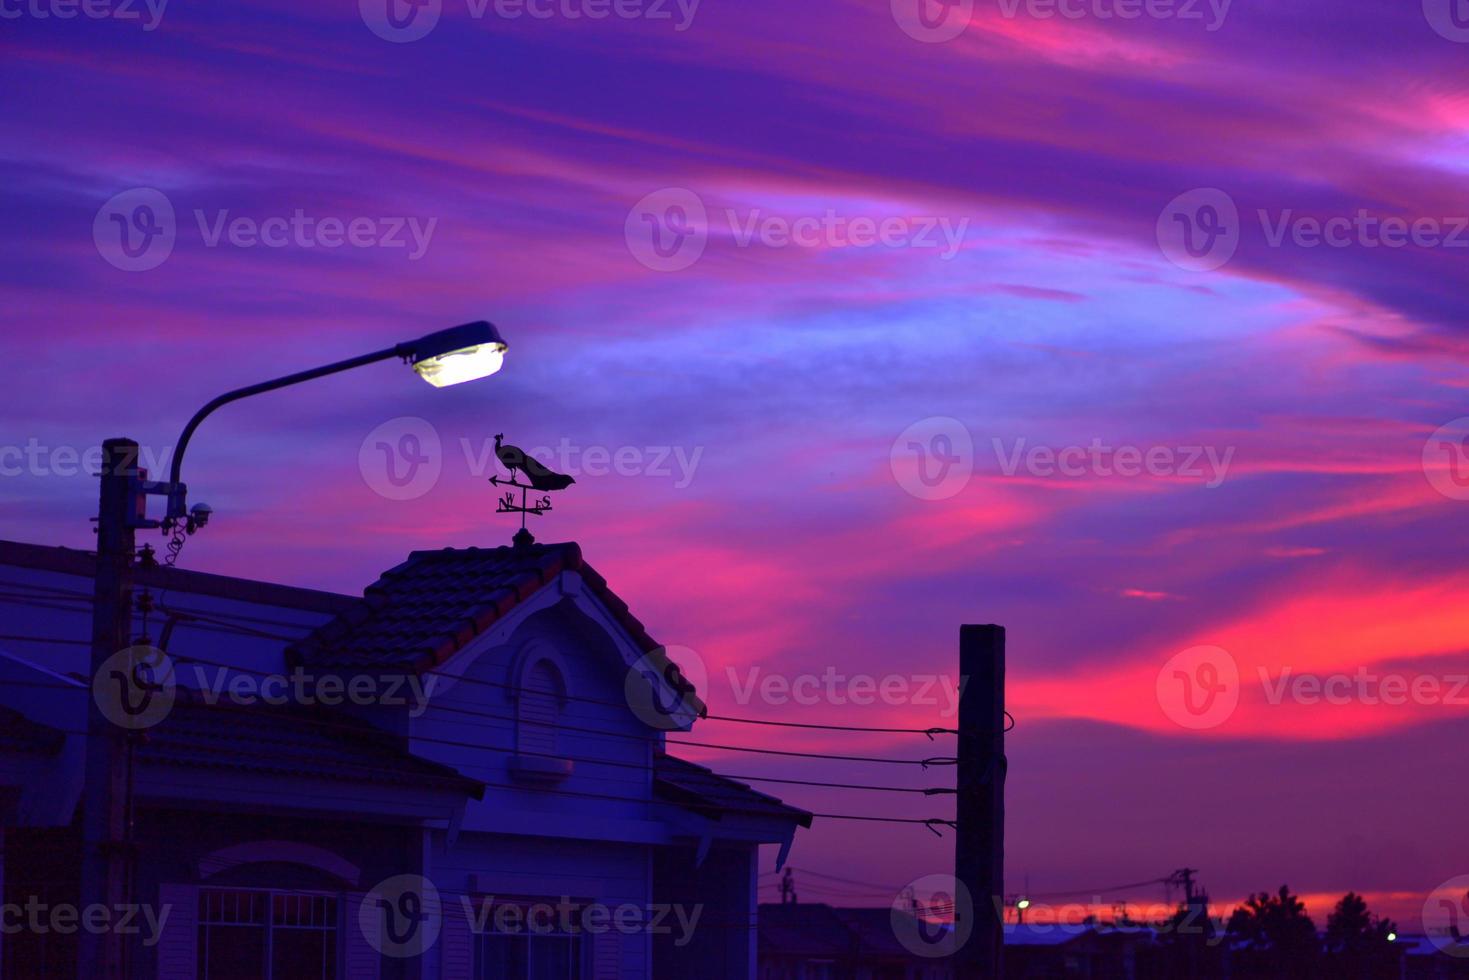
[406,321,509,388]
[1017,899,1031,910]
[1387,932,1397,942]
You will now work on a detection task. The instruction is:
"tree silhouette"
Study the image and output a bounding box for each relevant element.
[1227,885,1319,979]
[1149,902,1225,979]
[1324,892,1398,980]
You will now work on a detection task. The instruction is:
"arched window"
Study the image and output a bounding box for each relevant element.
[517,658,565,757]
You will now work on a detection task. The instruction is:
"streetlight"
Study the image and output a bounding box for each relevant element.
[163,320,508,521]
[80,321,509,978]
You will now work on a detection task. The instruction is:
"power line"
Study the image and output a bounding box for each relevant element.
[0,588,973,737]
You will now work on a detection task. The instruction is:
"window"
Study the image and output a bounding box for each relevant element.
[472,898,587,979]
[197,888,339,980]
[518,659,564,757]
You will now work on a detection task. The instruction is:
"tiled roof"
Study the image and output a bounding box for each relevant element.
[0,539,354,613]
[288,541,659,672]
[139,696,484,797]
[654,753,813,827]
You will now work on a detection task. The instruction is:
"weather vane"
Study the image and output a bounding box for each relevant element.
[489,434,575,545]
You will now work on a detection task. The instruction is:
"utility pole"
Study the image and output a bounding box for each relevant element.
[79,438,139,978]
[780,868,797,906]
[955,624,1005,978]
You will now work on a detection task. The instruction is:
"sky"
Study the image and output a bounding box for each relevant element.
[4,0,1469,932]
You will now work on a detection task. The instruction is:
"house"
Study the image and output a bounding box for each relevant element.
[1392,934,1469,980]
[757,902,955,979]
[0,537,811,979]
[1003,923,1152,979]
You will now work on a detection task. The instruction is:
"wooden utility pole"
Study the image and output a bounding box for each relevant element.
[955,624,1005,978]
[79,438,138,978]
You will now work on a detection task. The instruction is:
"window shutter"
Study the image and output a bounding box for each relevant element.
[593,929,621,980]
[519,660,560,756]
[345,891,382,980]
[439,894,473,979]
[154,884,197,980]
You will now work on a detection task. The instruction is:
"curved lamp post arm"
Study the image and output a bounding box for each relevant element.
[163,321,508,522]
[169,344,400,492]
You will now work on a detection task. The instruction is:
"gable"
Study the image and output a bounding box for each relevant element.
[287,542,705,727]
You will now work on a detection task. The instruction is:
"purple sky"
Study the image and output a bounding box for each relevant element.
[5,0,1469,927]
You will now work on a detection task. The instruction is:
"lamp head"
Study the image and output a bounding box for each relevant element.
[404,321,508,388]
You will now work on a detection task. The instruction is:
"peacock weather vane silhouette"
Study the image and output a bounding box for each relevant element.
[489,434,576,545]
